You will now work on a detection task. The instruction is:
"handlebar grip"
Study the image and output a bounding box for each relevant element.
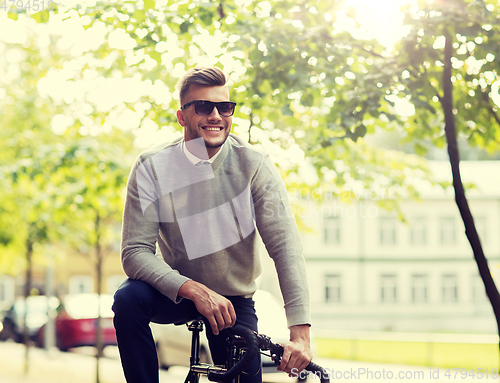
[265,337,329,383]
[305,361,330,383]
[207,325,258,382]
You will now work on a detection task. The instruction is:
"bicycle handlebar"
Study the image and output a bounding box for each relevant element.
[205,325,330,383]
[207,325,259,382]
[256,333,330,383]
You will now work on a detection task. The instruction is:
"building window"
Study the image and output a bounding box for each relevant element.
[69,275,93,294]
[442,274,458,303]
[380,274,397,303]
[411,274,428,303]
[107,275,127,295]
[471,274,488,303]
[0,276,15,305]
[379,217,397,245]
[323,216,341,245]
[325,274,341,303]
[410,217,427,245]
[474,216,487,245]
[439,217,456,245]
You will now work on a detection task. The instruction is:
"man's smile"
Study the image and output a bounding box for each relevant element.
[202,126,224,131]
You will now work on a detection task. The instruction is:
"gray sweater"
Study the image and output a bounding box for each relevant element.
[121,134,310,327]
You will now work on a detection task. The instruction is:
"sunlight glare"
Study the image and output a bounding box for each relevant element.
[337,0,415,51]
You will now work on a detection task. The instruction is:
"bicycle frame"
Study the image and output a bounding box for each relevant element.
[183,318,255,383]
[183,318,214,383]
[182,318,330,383]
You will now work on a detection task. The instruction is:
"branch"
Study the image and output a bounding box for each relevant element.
[481,88,500,128]
[248,112,253,144]
[218,1,225,20]
[350,43,387,59]
[442,29,500,336]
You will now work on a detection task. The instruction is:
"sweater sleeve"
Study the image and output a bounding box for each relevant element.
[120,156,191,302]
[251,155,311,328]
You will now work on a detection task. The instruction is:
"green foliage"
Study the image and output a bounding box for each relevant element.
[1,0,499,270]
[0,20,134,273]
[391,0,500,153]
[0,34,63,271]
[53,133,133,253]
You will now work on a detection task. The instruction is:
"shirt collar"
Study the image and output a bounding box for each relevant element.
[182,140,224,165]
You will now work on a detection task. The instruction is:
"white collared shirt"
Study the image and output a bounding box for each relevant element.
[182,140,225,165]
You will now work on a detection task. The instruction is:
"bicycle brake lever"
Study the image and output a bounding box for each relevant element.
[270,344,284,366]
[271,353,281,366]
[253,332,284,366]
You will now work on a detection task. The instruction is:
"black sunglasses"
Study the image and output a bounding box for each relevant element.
[181,100,237,117]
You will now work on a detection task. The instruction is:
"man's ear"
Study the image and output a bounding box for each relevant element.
[176,109,186,127]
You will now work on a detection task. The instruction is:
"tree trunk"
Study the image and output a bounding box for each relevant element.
[23,238,33,375]
[441,30,500,367]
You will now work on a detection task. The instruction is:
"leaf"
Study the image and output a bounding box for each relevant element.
[354,124,367,139]
[32,10,50,23]
[144,0,155,12]
[281,104,293,116]
[180,21,191,34]
[301,92,315,107]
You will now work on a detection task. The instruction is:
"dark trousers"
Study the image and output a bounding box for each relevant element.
[112,279,262,383]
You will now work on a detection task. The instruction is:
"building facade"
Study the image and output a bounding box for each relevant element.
[301,161,500,333]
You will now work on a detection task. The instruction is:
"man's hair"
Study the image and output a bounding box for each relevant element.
[177,67,227,105]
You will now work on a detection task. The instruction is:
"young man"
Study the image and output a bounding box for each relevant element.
[112,67,312,383]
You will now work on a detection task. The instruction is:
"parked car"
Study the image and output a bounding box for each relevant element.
[152,290,294,374]
[0,295,59,343]
[36,293,117,351]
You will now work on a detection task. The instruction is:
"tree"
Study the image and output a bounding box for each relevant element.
[2,143,75,373]
[0,24,72,371]
[0,13,133,379]
[55,134,132,382]
[37,0,426,220]
[386,0,500,363]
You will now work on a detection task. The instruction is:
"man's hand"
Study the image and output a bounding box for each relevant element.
[277,324,313,376]
[178,280,236,335]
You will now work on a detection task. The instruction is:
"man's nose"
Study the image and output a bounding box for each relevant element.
[207,106,222,120]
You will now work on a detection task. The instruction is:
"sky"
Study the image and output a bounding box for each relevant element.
[334,0,414,51]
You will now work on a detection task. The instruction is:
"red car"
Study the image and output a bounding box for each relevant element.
[37,294,117,351]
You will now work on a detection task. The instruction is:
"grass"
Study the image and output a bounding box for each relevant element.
[316,338,500,370]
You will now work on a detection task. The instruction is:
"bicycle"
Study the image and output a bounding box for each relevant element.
[180,317,330,383]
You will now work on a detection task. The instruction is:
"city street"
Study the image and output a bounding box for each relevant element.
[0,342,170,383]
[1,341,498,383]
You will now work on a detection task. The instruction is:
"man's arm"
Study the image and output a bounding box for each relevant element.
[251,155,313,373]
[121,156,190,302]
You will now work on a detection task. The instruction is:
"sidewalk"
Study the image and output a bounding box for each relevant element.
[0,341,126,383]
[0,342,197,383]
[1,341,498,383]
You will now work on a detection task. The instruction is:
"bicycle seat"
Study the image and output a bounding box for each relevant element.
[174,315,205,326]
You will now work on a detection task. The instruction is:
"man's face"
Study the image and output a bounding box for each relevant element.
[177,84,232,158]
